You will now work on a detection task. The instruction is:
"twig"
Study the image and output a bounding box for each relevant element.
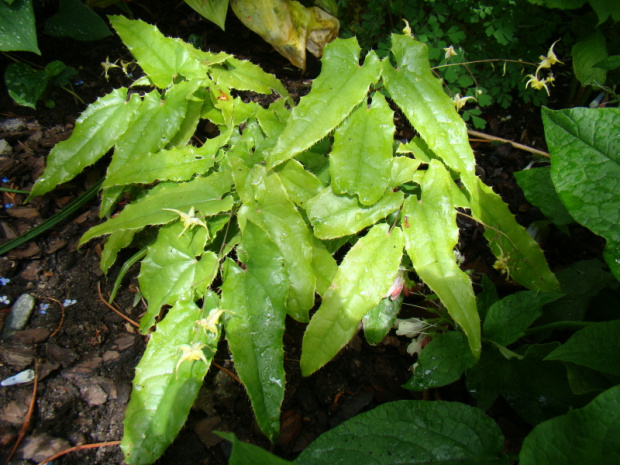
[38,440,121,465]
[7,360,39,462]
[467,129,549,158]
[212,362,241,384]
[97,283,139,328]
[46,297,65,338]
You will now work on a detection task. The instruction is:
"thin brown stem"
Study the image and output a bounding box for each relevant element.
[467,129,550,158]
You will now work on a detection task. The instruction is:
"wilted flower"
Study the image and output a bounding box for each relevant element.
[406,334,430,356]
[385,272,406,300]
[101,57,119,80]
[395,318,428,338]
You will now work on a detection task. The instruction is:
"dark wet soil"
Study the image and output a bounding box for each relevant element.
[0,2,607,464]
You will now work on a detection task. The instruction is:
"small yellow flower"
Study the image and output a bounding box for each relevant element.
[453,93,476,111]
[402,19,413,37]
[443,45,457,61]
[525,74,551,96]
[175,342,208,372]
[538,39,563,70]
[163,207,209,238]
[101,57,119,81]
[195,308,229,335]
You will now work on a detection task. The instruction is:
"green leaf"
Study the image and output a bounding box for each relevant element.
[389,156,421,188]
[104,80,204,190]
[210,56,290,101]
[330,92,394,205]
[309,235,338,296]
[268,38,381,168]
[306,186,404,239]
[469,176,561,292]
[81,171,234,245]
[276,159,323,209]
[543,107,620,280]
[100,229,136,274]
[239,167,316,322]
[589,0,620,24]
[544,320,620,376]
[384,33,559,293]
[4,62,47,109]
[402,160,480,357]
[519,385,620,465]
[0,0,39,53]
[572,30,607,87]
[121,297,219,465]
[44,0,111,41]
[29,88,142,199]
[139,221,219,332]
[476,274,498,322]
[295,400,508,465]
[362,295,403,345]
[383,35,475,178]
[301,224,403,376]
[217,432,295,465]
[184,0,229,30]
[109,16,228,88]
[514,167,574,226]
[405,331,478,391]
[221,221,288,441]
[483,291,563,346]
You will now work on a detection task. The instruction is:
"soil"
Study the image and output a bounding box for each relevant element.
[0,3,607,465]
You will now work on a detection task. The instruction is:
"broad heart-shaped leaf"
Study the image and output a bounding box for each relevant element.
[306,186,404,239]
[138,221,219,332]
[239,166,316,322]
[295,400,508,465]
[29,88,141,199]
[543,107,620,280]
[221,221,288,442]
[330,92,394,205]
[301,224,404,376]
[483,291,563,346]
[267,38,381,169]
[121,296,220,465]
[210,56,290,102]
[514,166,574,226]
[544,319,620,376]
[0,0,40,53]
[4,62,48,109]
[384,33,559,294]
[519,385,620,465]
[405,331,478,391]
[184,0,229,30]
[402,160,480,357]
[109,16,229,88]
[80,171,234,245]
[44,0,111,41]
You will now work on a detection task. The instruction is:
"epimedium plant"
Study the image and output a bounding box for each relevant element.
[29,16,560,464]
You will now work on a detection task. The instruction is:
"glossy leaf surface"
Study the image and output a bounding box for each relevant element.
[268,38,381,168]
[80,172,233,245]
[121,297,218,464]
[402,160,480,357]
[221,220,288,441]
[330,92,394,205]
[301,224,403,376]
[139,222,218,332]
[307,186,404,239]
[29,88,141,199]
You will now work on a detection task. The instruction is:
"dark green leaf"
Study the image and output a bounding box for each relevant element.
[296,400,508,465]
[4,62,47,109]
[44,0,111,41]
[514,167,574,226]
[0,0,40,53]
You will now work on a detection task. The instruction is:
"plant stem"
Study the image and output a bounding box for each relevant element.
[0,188,30,194]
[467,129,550,158]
